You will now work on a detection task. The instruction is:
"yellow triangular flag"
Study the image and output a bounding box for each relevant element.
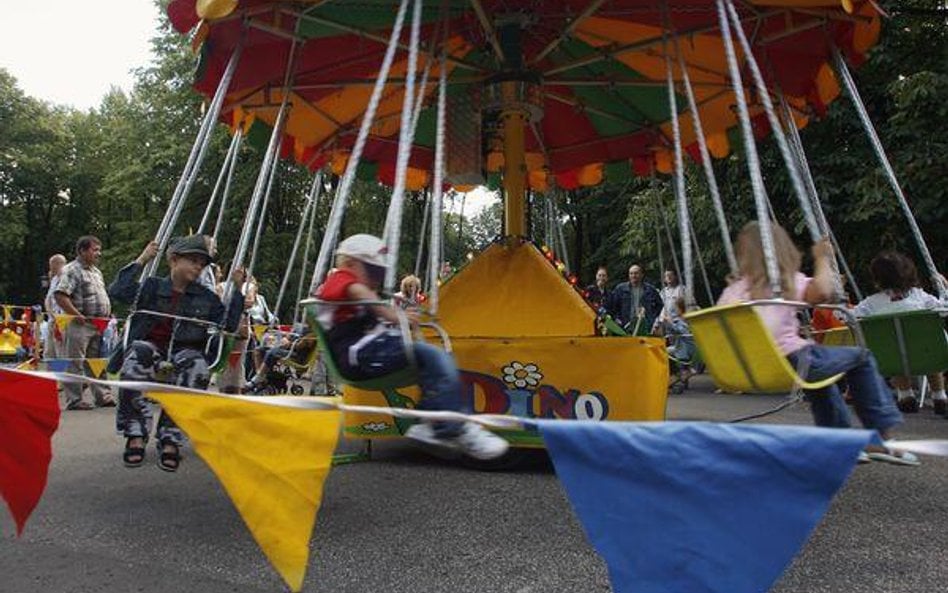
[86,358,108,379]
[54,314,75,333]
[252,324,268,341]
[146,392,340,592]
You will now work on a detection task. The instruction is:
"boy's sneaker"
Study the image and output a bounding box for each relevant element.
[454,423,509,460]
[404,422,459,451]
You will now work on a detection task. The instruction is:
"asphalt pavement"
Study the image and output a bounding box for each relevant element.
[2,377,947,593]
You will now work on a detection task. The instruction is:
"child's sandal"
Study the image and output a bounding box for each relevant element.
[123,438,146,468]
[157,441,181,473]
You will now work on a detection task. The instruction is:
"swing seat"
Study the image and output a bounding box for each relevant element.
[858,310,948,378]
[685,301,844,394]
[301,299,419,391]
[816,326,856,347]
[208,334,238,374]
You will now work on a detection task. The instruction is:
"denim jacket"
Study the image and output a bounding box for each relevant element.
[109,261,243,359]
[606,281,664,334]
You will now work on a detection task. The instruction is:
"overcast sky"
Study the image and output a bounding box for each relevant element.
[0,1,160,110]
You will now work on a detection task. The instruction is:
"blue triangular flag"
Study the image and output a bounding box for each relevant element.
[539,421,872,593]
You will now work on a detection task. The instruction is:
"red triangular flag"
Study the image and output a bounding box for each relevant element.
[0,369,61,535]
[89,318,109,333]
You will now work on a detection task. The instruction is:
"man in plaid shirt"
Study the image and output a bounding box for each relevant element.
[55,235,115,410]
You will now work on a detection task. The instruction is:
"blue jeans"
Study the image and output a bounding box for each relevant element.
[787,345,902,435]
[354,333,467,437]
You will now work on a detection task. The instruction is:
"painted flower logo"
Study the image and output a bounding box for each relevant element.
[502,361,543,389]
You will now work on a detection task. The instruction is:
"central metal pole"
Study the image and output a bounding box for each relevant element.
[502,88,527,238]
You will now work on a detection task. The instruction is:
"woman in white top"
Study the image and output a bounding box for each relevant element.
[854,251,948,415]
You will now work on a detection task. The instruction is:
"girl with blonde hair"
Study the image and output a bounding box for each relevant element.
[718,221,916,465]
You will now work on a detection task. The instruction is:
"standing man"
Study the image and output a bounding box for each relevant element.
[55,236,115,410]
[584,266,611,311]
[658,269,687,325]
[44,253,67,359]
[607,264,663,335]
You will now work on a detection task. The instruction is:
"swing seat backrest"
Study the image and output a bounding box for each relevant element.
[208,334,237,374]
[818,327,856,347]
[685,302,843,394]
[858,310,948,378]
[302,301,418,392]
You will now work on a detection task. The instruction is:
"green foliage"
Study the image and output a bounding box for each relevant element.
[1,0,945,314]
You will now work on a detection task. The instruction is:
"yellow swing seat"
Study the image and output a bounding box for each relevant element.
[684,300,844,394]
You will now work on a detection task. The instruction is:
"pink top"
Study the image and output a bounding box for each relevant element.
[717,272,812,355]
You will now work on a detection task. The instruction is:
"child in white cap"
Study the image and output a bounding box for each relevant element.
[314,234,508,460]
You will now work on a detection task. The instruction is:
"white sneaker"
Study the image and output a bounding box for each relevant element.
[454,422,509,460]
[404,422,460,451]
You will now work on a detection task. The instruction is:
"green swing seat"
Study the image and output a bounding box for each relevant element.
[858,309,948,379]
[300,299,419,391]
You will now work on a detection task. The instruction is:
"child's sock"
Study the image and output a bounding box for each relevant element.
[897,388,916,401]
[931,390,947,401]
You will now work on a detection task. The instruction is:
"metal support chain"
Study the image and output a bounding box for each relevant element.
[414,191,432,279]
[211,128,244,244]
[674,40,738,276]
[274,171,324,320]
[833,47,947,300]
[724,0,821,242]
[224,38,299,311]
[147,36,245,279]
[198,130,241,234]
[311,0,411,293]
[427,53,448,315]
[384,0,425,294]
[663,36,696,307]
[716,0,782,297]
[294,176,325,324]
[780,96,859,301]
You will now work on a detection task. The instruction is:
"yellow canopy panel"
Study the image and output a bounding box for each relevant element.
[438,242,597,338]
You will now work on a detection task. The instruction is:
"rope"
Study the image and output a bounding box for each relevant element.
[146,36,245,280]
[715,0,782,298]
[832,47,947,300]
[724,0,821,243]
[427,53,448,315]
[310,0,411,293]
[663,37,695,307]
[211,128,244,244]
[198,130,241,234]
[293,176,325,325]
[674,43,738,276]
[274,171,324,321]
[384,0,425,294]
